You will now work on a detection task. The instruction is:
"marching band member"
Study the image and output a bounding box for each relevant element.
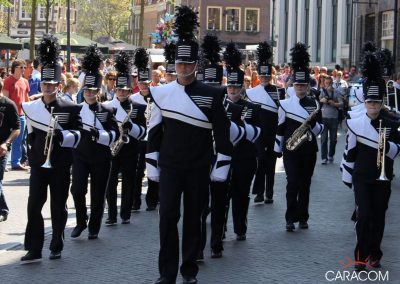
[274,43,324,232]
[147,6,232,284]
[21,35,82,263]
[164,42,177,84]
[224,42,261,241]
[131,48,159,211]
[247,42,281,204]
[70,45,119,240]
[104,51,146,225]
[342,51,400,271]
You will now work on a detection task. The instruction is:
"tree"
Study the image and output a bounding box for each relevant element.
[30,0,37,60]
[139,0,144,46]
[77,0,130,40]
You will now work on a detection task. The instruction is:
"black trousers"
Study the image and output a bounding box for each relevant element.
[24,166,70,253]
[252,137,277,199]
[353,177,391,262]
[199,181,229,253]
[230,157,257,236]
[135,140,159,208]
[158,166,209,281]
[106,153,138,221]
[71,157,110,235]
[283,151,316,223]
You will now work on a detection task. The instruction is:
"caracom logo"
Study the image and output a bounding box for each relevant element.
[325,257,389,282]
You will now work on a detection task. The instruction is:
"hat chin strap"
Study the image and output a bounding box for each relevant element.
[177,62,198,78]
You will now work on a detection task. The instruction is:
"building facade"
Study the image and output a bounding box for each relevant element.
[273,0,352,69]
[4,0,77,38]
[353,0,399,74]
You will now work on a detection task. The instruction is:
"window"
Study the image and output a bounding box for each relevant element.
[20,1,31,19]
[38,6,46,19]
[304,0,309,45]
[382,11,394,37]
[245,8,259,32]
[225,8,240,32]
[331,0,337,62]
[346,0,351,44]
[207,7,221,31]
[316,0,322,62]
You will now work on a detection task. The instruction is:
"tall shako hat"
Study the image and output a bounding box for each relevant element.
[38,34,62,84]
[256,41,273,76]
[174,5,199,64]
[201,34,223,85]
[134,48,151,83]
[195,50,205,81]
[115,51,133,90]
[164,42,176,74]
[223,41,244,87]
[379,48,394,77]
[290,42,310,84]
[82,44,104,90]
[361,51,385,102]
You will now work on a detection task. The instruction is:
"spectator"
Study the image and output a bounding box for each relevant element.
[131,71,140,93]
[312,66,320,82]
[320,66,328,76]
[319,76,343,165]
[245,65,252,77]
[29,59,41,97]
[23,59,33,80]
[0,79,21,222]
[347,65,361,83]
[100,71,117,101]
[243,76,251,89]
[251,71,260,88]
[157,65,166,79]
[62,78,80,103]
[2,59,30,171]
[150,70,162,87]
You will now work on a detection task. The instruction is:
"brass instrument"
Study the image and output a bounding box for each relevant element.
[42,107,58,169]
[377,119,389,181]
[286,102,320,151]
[91,111,97,142]
[145,97,153,127]
[111,103,133,157]
[241,106,248,121]
[385,80,398,112]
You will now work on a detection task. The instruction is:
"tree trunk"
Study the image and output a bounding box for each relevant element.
[30,0,37,60]
[139,0,144,46]
[45,0,52,33]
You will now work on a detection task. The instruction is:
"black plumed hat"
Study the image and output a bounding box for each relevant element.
[37,34,62,84]
[223,41,244,87]
[201,34,223,85]
[361,51,385,101]
[82,44,104,90]
[256,41,273,76]
[290,42,310,84]
[134,48,151,83]
[115,51,133,90]
[164,42,176,74]
[174,6,199,64]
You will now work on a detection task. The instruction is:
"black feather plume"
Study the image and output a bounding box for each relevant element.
[290,42,310,70]
[197,50,205,73]
[134,48,149,70]
[361,51,383,82]
[37,34,61,66]
[115,51,132,75]
[362,41,377,54]
[173,5,199,41]
[164,42,176,64]
[378,48,394,76]
[82,44,104,74]
[223,41,242,71]
[201,34,221,64]
[256,41,273,65]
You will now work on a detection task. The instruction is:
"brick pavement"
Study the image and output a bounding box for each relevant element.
[0,130,399,283]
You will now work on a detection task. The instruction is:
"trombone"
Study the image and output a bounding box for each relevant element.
[385,80,398,112]
[377,119,389,181]
[42,107,58,169]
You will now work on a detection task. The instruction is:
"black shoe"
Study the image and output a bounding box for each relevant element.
[132,205,141,212]
[369,259,382,268]
[254,195,264,203]
[146,205,157,211]
[49,251,61,260]
[196,251,204,262]
[21,251,42,264]
[264,198,274,204]
[286,222,295,232]
[299,221,309,229]
[88,233,98,240]
[236,234,246,241]
[154,277,174,284]
[182,276,197,284]
[0,214,7,222]
[105,219,117,226]
[211,249,222,258]
[71,225,87,238]
[354,264,367,271]
[121,219,130,224]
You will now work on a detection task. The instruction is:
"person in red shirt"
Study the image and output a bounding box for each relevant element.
[3,59,30,170]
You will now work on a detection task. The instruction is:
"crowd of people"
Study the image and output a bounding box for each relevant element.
[1,5,400,284]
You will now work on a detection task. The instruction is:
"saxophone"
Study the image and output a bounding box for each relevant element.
[111,103,133,157]
[145,97,153,127]
[286,102,320,151]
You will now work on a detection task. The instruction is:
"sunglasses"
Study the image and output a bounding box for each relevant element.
[108,78,116,81]
[16,66,26,69]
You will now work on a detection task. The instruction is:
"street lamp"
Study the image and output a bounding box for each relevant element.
[66,0,71,72]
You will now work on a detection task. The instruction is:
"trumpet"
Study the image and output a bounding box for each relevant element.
[377,119,389,181]
[385,80,398,112]
[42,107,58,169]
[111,104,133,157]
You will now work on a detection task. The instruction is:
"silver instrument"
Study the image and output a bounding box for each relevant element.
[111,103,133,157]
[91,110,97,142]
[241,106,248,121]
[385,80,398,112]
[286,102,320,151]
[145,97,153,128]
[42,107,58,169]
[377,119,389,181]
